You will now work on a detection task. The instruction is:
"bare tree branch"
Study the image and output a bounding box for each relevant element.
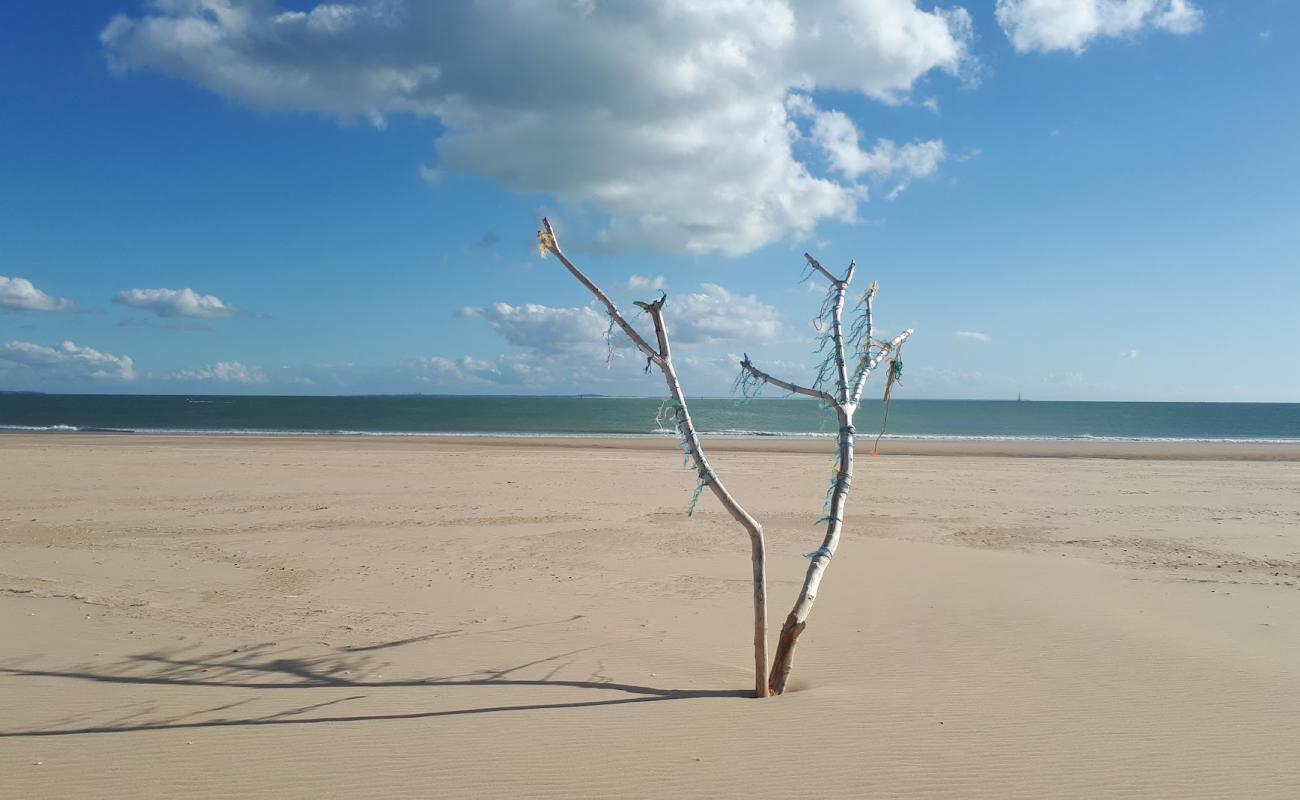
[538,219,770,698]
[826,260,853,404]
[738,355,836,405]
[538,219,662,367]
[851,328,913,408]
[743,252,914,695]
[802,253,841,286]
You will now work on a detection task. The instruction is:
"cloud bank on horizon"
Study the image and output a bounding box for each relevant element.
[0,340,136,382]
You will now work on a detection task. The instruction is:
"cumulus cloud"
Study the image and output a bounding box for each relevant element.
[996,0,1203,54]
[953,330,991,342]
[0,276,71,312]
[628,275,666,292]
[100,1,974,255]
[0,339,135,381]
[793,98,946,187]
[462,303,612,356]
[412,354,543,387]
[669,284,783,344]
[173,361,267,383]
[464,283,781,359]
[1120,349,1138,359]
[114,287,237,319]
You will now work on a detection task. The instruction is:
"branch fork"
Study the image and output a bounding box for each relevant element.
[538,218,769,698]
[738,253,913,695]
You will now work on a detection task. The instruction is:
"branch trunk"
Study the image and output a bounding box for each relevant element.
[739,356,835,405]
[829,278,850,404]
[645,303,769,698]
[739,255,913,695]
[540,220,769,697]
[768,403,855,695]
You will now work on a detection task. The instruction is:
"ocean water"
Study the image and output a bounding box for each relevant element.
[1,394,1298,442]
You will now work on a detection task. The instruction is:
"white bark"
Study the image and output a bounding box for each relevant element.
[538,219,769,698]
[739,254,913,695]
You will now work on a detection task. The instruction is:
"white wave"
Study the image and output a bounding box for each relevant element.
[2,425,1298,444]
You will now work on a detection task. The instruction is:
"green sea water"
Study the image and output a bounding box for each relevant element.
[1,394,1298,442]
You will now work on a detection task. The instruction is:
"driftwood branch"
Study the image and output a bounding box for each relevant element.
[846,282,873,404]
[738,254,914,695]
[539,219,662,367]
[826,260,853,404]
[538,218,769,698]
[851,326,909,408]
[802,253,841,286]
[738,355,836,405]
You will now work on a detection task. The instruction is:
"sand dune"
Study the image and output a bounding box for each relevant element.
[3,435,1299,798]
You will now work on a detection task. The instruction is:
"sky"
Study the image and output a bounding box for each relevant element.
[1,0,1296,401]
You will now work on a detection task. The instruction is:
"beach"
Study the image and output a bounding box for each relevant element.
[3,434,1299,798]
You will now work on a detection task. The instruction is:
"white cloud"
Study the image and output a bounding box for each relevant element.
[173,361,267,384]
[237,353,571,393]
[462,302,612,356]
[0,339,135,381]
[418,163,442,184]
[0,276,71,312]
[797,101,946,184]
[464,283,781,363]
[100,1,974,256]
[1120,349,1138,359]
[996,0,1204,54]
[669,284,783,344]
[411,354,543,387]
[114,287,237,319]
[953,330,991,342]
[627,274,666,292]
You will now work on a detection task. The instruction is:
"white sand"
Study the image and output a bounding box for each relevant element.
[2,435,1299,798]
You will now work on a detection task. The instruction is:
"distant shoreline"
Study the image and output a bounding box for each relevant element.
[6,432,1300,461]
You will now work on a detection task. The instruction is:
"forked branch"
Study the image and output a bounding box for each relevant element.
[539,219,662,368]
[537,218,770,698]
[735,252,914,695]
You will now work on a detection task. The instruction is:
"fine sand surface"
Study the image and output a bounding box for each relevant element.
[3,435,1299,798]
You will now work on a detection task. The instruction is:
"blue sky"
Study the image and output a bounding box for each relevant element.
[1,1,1296,400]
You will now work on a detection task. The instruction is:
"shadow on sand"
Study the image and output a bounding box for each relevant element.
[0,619,747,737]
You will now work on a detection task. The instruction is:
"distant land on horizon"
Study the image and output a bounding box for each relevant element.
[3,391,1299,406]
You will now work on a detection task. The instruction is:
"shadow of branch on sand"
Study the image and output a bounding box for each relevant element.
[0,626,747,737]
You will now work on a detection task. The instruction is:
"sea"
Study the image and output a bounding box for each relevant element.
[1,394,1298,443]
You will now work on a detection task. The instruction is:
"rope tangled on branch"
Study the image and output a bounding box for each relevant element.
[603,316,618,367]
[687,466,713,517]
[655,397,712,514]
[871,345,904,457]
[732,354,765,404]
